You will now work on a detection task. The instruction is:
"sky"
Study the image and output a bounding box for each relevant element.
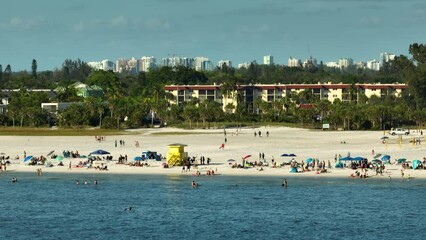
[1,0,425,71]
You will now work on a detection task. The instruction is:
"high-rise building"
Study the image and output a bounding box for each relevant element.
[237,62,250,69]
[217,60,232,69]
[194,57,211,71]
[87,59,114,71]
[263,55,274,65]
[140,56,156,72]
[338,58,353,69]
[324,62,339,68]
[288,57,301,67]
[367,60,380,71]
[379,52,396,67]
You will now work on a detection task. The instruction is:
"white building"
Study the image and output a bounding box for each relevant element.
[324,61,339,68]
[367,60,380,71]
[263,55,274,65]
[338,58,353,69]
[87,59,115,71]
[140,56,156,72]
[237,62,251,69]
[288,57,301,67]
[194,57,212,71]
[380,52,396,67]
[217,60,232,69]
[303,57,317,68]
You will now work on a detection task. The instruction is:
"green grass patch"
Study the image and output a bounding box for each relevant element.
[0,127,132,136]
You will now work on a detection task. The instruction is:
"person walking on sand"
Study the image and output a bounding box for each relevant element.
[401,169,405,179]
[68,162,72,170]
[219,143,225,150]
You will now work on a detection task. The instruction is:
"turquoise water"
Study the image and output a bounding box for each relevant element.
[1,172,426,240]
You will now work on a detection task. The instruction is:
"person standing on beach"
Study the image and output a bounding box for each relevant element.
[68,162,72,170]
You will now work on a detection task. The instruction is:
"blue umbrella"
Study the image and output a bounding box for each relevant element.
[339,156,352,161]
[134,156,142,161]
[24,155,33,162]
[305,158,314,164]
[351,157,366,161]
[89,149,110,155]
[381,155,391,161]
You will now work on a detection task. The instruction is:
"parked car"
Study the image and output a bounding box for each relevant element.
[389,128,410,135]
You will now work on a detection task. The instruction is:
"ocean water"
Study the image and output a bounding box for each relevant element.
[1,172,426,240]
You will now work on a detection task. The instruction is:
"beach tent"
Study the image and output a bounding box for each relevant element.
[24,156,33,162]
[381,155,391,161]
[335,162,344,168]
[412,160,422,170]
[89,149,110,155]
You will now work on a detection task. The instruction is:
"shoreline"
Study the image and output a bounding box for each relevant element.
[3,162,424,180]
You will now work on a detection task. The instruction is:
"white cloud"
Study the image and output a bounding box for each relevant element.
[111,15,128,27]
[1,16,45,29]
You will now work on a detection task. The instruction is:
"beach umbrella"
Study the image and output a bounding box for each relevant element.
[24,155,33,162]
[373,153,382,158]
[412,160,422,170]
[339,156,352,161]
[381,155,391,161]
[397,158,406,163]
[227,159,236,163]
[55,155,64,161]
[371,159,382,164]
[381,136,389,140]
[243,155,252,160]
[89,149,110,155]
[0,152,5,155]
[134,156,142,161]
[351,157,366,161]
[47,150,55,156]
[281,153,296,157]
[305,158,314,164]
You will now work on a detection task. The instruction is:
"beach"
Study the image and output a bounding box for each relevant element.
[1,126,425,179]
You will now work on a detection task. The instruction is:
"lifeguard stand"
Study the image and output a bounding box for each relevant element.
[166,143,188,166]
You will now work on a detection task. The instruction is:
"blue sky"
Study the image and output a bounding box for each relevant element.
[1,0,425,71]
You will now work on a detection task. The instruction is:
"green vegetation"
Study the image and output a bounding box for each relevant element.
[0,43,426,131]
[0,127,130,136]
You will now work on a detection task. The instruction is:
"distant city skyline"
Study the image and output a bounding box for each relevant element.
[1,0,425,71]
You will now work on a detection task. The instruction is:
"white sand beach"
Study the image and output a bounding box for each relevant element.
[1,127,425,179]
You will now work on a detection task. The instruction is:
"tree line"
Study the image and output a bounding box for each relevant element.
[0,43,425,130]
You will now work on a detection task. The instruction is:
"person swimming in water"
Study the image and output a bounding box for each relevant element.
[192,181,198,188]
[282,178,287,187]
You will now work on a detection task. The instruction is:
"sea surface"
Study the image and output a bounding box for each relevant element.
[1,172,426,240]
